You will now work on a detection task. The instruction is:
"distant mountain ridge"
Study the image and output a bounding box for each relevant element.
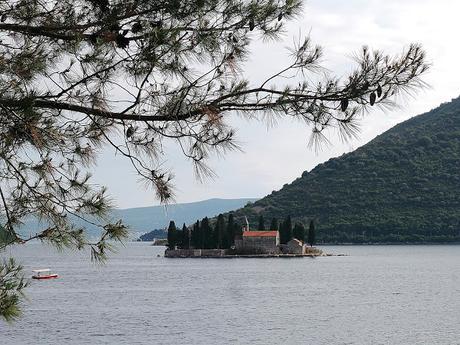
[113,198,257,233]
[20,198,258,239]
[230,97,460,243]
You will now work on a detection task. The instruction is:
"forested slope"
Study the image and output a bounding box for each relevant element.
[232,97,460,243]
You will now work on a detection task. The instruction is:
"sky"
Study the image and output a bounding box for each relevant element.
[92,0,460,209]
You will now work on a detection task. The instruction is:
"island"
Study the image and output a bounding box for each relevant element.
[163,215,323,258]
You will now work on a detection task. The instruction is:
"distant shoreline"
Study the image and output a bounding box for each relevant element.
[318,242,460,245]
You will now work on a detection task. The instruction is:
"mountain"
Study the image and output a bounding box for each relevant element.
[113,198,257,234]
[230,97,460,243]
[20,198,257,240]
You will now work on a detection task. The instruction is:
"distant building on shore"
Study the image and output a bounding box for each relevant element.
[285,238,305,254]
[235,230,280,254]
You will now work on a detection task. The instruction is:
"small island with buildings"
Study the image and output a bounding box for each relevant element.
[163,214,324,258]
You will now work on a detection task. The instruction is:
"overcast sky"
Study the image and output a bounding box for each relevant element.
[92,0,460,209]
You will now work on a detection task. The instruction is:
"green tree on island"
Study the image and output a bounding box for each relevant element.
[0,0,428,321]
[215,214,226,249]
[167,221,177,250]
[201,217,213,249]
[293,223,306,242]
[280,215,293,244]
[270,218,279,231]
[307,220,316,247]
[191,221,201,249]
[258,215,266,230]
[226,213,237,247]
[181,224,189,249]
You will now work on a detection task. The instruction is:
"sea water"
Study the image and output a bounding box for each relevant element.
[2,243,459,345]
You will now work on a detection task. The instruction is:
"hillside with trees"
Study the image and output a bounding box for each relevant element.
[231,97,460,243]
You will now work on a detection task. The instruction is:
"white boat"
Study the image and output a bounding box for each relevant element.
[32,269,59,280]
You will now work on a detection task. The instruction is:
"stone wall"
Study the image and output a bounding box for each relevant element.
[201,249,227,257]
[241,237,278,254]
[234,238,243,250]
[287,239,304,254]
[164,246,323,257]
[165,249,228,258]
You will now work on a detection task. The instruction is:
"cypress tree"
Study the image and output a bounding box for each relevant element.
[286,216,293,242]
[226,213,236,246]
[175,226,183,248]
[257,215,265,230]
[234,220,243,239]
[308,220,316,247]
[191,220,201,249]
[182,223,189,249]
[279,218,286,244]
[270,218,279,231]
[293,223,306,242]
[167,221,177,250]
[190,221,196,248]
[215,214,226,249]
[201,217,212,249]
[280,215,293,244]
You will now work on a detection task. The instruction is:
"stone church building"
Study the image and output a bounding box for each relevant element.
[235,230,280,254]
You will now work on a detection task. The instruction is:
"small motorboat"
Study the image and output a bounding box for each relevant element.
[32,269,59,280]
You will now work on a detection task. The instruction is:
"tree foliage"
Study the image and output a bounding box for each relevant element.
[181,223,189,249]
[269,218,279,230]
[293,222,305,242]
[166,220,177,249]
[226,213,237,246]
[191,220,201,249]
[307,220,315,246]
[257,215,265,230]
[0,0,428,320]
[215,213,225,248]
[201,217,213,249]
[0,258,27,323]
[187,214,242,249]
[279,215,292,244]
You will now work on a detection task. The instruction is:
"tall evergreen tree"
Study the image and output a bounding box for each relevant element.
[286,216,293,242]
[279,218,286,244]
[191,220,201,249]
[215,214,226,249]
[293,223,306,242]
[307,220,316,247]
[175,226,183,248]
[233,218,243,241]
[279,220,285,243]
[226,213,236,246]
[167,221,177,250]
[270,218,279,231]
[280,215,293,244]
[181,223,189,249]
[201,217,213,249]
[257,215,265,230]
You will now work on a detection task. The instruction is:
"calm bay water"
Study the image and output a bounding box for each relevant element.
[2,243,460,344]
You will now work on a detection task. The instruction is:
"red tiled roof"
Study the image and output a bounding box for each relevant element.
[242,231,278,237]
